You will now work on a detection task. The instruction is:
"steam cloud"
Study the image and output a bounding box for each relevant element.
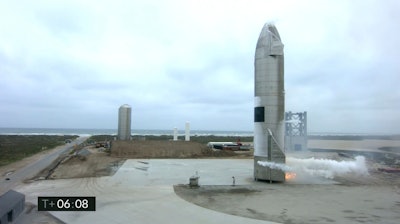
[257,161,293,172]
[258,156,369,179]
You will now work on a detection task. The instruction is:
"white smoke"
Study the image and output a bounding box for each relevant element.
[257,161,293,172]
[257,156,369,179]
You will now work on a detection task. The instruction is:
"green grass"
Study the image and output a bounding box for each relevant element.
[0,135,78,166]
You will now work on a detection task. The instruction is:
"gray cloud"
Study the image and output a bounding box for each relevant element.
[0,0,399,133]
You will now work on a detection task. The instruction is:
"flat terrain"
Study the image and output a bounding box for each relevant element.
[111,140,243,158]
[35,147,125,180]
[0,137,88,194]
[0,137,87,224]
[16,158,400,224]
[0,135,78,166]
[175,184,400,224]
[308,138,400,153]
[2,135,400,224]
[174,153,400,224]
[32,141,248,181]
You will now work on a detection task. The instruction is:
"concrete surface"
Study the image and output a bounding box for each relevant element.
[17,159,277,224]
[15,158,400,224]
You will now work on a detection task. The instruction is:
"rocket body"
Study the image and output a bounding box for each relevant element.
[254,23,286,182]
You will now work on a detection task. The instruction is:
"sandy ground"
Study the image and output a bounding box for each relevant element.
[34,144,245,180]
[48,147,125,179]
[111,140,253,158]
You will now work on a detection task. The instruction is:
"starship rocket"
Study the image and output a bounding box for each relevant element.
[254,23,286,182]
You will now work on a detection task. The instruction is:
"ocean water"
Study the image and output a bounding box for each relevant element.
[0,128,253,137]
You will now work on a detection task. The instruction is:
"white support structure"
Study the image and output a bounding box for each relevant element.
[285,111,308,151]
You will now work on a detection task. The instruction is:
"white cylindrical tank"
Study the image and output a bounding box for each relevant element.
[118,104,132,140]
[173,127,178,141]
[185,122,190,141]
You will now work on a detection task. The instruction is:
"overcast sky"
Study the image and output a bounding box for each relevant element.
[1,0,399,134]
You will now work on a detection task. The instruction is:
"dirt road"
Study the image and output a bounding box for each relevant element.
[49,147,125,179]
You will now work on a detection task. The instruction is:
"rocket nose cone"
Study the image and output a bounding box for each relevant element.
[266,24,281,41]
[256,23,284,56]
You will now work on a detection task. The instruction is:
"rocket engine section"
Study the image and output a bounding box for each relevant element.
[254,23,286,182]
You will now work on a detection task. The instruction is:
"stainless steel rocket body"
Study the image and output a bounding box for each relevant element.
[254,24,286,182]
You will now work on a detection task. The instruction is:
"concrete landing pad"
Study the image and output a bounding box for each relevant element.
[16,159,400,224]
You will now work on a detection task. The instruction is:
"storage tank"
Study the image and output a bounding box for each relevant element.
[185,121,190,141]
[118,104,132,140]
